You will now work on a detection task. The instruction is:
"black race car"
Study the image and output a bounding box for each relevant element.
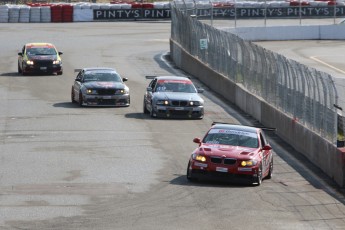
[18,42,63,75]
[71,67,130,107]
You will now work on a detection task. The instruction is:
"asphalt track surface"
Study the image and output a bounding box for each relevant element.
[0,21,345,230]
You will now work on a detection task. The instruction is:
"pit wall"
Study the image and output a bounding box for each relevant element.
[170,40,345,187]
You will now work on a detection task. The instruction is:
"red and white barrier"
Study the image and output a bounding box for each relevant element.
[0,1,344,23]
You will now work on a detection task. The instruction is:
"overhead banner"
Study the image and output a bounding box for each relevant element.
[94,6,345,20]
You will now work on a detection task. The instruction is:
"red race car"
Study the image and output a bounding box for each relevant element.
[187,122,274,186]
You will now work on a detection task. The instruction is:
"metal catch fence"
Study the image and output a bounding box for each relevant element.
[170,0,339,144]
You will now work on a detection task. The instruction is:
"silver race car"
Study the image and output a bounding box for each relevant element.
[143,76,204,119]
[71,67,130,107]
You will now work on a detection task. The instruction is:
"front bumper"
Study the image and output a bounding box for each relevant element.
[190,169,258,184]
[189,161,259,184]
[82,94,130,107]
[153,105,204,118]
[24,64,62,74]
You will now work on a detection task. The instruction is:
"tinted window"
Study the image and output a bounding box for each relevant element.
[27,47,57,56]
[155,81,197,93]
[203,128,259,148]
[83,71,121,82]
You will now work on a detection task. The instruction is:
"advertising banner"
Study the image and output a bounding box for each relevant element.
[93,6,345,20]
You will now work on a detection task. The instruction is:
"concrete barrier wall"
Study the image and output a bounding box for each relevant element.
[225,24,345,41]
[170,39,345,187]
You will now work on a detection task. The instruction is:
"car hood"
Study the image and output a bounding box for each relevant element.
[83,81,125,89]
[198,143,258,159]
[153,92,202,101]
[28,55,58,61]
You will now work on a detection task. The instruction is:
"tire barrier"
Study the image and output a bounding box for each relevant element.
[62,4,73,22]
[51,4,62,22]
[0,5,9,22]
[1,1,345,23]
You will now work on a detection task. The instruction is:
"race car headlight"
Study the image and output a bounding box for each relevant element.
[240,160,257,167]
[116,88,129,94]
[194,155,207,162]
[156,100,169,105]
[86,89,96,94]
[53,60,61,65]
[189,101,202,106]
[26,60,34,65]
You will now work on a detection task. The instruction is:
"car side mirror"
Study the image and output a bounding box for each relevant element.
[75,78,81,82]
[197,88,204,93]
[58,52,63,55]
[123,77,128,82]
[193,137,201,144]
[262,145,272,151]
[18,52,22,56]
[147,87,152,92]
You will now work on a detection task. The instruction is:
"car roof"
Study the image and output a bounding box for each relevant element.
[83,67,117,72]
[211,123,259,134]
[25,43,56,48]
[155,76,191,81]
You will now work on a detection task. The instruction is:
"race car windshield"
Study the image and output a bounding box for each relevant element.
[203,130,259,148]
[83,72,122,82]
[155,82,197,93]
[27,48,57,56]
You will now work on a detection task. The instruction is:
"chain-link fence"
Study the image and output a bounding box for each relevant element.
[171,0,340,144]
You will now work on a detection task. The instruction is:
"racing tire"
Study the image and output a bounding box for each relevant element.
[255,164,263,186]
[149,103,156,118]
[143,100,149,114]
[78,91,84,107]
[266,158,273,179]
[18,62,22,74]
[186,161,197,182]
[71,87,75,103]
[150,108,155,118]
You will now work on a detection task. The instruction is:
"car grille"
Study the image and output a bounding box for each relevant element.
[97,89,116,95]
[34,60,53,67]
[171,100,188,106]
[210,156,237,165]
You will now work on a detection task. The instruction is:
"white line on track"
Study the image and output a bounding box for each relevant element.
[310,56,345,75]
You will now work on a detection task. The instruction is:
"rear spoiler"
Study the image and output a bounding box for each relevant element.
[211,121,276,131]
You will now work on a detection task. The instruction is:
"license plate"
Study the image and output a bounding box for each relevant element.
[216,167,228,173]
[40,67,47,70]
[102,96,111,99]
[175,107,184,110]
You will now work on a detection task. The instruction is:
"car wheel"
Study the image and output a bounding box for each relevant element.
[78,91,84,107]
[266,158,273,179]
[150,107,155,118]
[186,161,197,182]
[149,102,156,118]
[18,62,22,74]
[71,87,75,103]
[255,164,263,186]
[21,63,27,76]
[143,100,149,114]
[57,71,63,75]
